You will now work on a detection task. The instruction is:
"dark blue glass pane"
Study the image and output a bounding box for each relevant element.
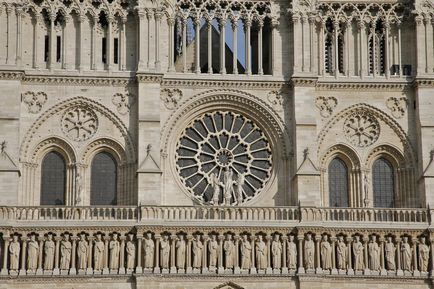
[328,158,349,207]
[91,152,117,205]
[41,151,66,205]
[373,158,394,208]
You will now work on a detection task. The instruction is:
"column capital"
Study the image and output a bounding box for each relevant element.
[21,236,28,242]
[415,15,423,26]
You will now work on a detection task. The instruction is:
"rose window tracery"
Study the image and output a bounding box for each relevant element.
[344,112,380,147]
[61,106,98,142]
[176,111,272,205]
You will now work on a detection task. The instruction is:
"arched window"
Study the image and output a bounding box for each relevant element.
[41,151,66,205]
[368,19,386,75]
[328,158,349,207]
[90,152,118,205]
[373,158,394,208]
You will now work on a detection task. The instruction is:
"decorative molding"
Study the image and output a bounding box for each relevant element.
[162,79,287,90]
[112,92,135,115]
[136,74,163,83]
[267,91,284,112]
[315,96,337,118]
[343,112,380,148]
[61,106,99,142]
[291,77,317,87]
[160,88,182,110]
[386,97,407,119]
[0,70,24,80]
[22,75,133,86]
[22,91,48,114]
[414,79,434,88]
[316,82,410,91]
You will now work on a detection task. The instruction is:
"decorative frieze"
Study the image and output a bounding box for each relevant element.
[315,96,337,118]
[160,88,182,110]
[386,97,407,119]
[22,91,48,114]
[267,91,284,112]
[112,92,135,115]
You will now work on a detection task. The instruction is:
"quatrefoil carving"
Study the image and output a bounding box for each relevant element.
[386,97,407,119]
[22,91,48,114]
[315,96,337,118]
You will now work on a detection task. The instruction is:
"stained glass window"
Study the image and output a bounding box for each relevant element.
[373,158,394,208]
[90,152,117,205]
[40,151,66,205]
[328,158,349,207]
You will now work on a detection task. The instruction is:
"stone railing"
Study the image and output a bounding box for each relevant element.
[0,205,430,225]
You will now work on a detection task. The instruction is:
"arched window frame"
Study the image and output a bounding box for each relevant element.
[320,145,362,207]
[368,18,386,76]
[90,151,119,206]
[40,151,67,205]
[371,157,396,208]
[328,157,350,207]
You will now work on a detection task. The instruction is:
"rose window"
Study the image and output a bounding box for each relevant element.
[344,112,380,147]
[61,106,98,142]
[176,111,272,205]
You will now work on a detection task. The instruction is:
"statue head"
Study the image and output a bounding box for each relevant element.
[323,235,328,241]
[371,235,377,242]
[274,234,280,241]
[146,232,152,239]
[258,235,263,241]
[113,233,118,240]
[226,234,232,241]
[420,236,426,244]
[12,235,19,242]
[387,236,392,242]
[128,233,134,241]
[403,236,408,243]
[80,233,86,240]
[338,235,343,242]
[289,235,294,242]
[30,234,36,241]
[163,234,169,241]
[47,233,53,241]
[354,235,360,242]
[179,234,184,240]
[306,233,312,241]
[64,233,70,241]
[211,234,216,241]
[242,234,248,241]
[96,233,102,241]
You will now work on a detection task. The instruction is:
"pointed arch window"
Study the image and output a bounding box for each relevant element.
[368,19,386,75]
[373,158,394,208]
[90,152,118,205]
[41,151,66,205]
[328,157,349,207]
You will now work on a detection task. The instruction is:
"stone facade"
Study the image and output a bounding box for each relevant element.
[0,0,433,287]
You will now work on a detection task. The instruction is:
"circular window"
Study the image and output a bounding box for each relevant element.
[175,111,272,205]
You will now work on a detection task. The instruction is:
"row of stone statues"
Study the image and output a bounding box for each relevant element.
[1,232,432,276]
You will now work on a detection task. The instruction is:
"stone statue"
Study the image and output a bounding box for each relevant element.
[363,175,370,207]
[109,233,120,270]
[27,234,39,271]
[353,236,364,271]
[60,233,72,270]
[143,232,155,269]
[126,233,135,270]
[160,234,170,269]
[368,235,381,271]
[94,233,105,271]
[240,234,252,269]
[418,236,429,272]
[44,233,55,270]
[384,236,396,270]
[287,235,297,270]
[208,234,218,268]
[75,173,83,205]
[176,235,186,269]
[192,235,203,269]
[77,233,88,270]
[223,167,234,205]
[235,174,245,205]
[320,235,332,270]
[9,235,20,271]
[401,236,412,271]
[336,236,347,270]
[304,234,314,270]
[223,234,235,269]
[255,235,267,270]
[209,173,221,206]
[271,234,282,269]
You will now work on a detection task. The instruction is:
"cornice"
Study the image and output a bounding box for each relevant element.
[136,73,163,83]
[414,78,434,88]
[22,75,134,86]
[315,81,411,91]
[161,78,288,90]
[0,70,24,80]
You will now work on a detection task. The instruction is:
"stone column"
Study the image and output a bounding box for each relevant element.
[0,236,9,275]
[363,237,369,275]
[380,237,386,275]
[397,238,403,276]
[136,236,143,273]
[119,236,126,274]
[154,9,162,71]
[146,9,152,69]
[36,236,44,275]
[257,18,264,75]
[297,235,304,274]
[430,239,434,276]
[70,236,77,275]
[20,236,27,275]
[319,20,325,75]
[181,16,187,73]
[202,235,208,273]
[49,12,56,70]
[358,20,366,78]
[244,17,252,75]
[415,15,425,75]
[333,20,339,78]
[292,14,301,73]
[270,18,279,75]
[194,16,201,74]
[137,9,146,70]
[250,236,256,274]
[106,16,113,71]
[331,236,337,274]
[62,16,70,69]
[154,235,161,273]
[92,16,98,70]
[384,21,390,78]
[347,237,354,275]
[120,17,127,71]
[15,7,23,66]
[78,15,86,71]
[33,15,40,69]
[315,235,322,273]
[170,234,177,274]
[397,21,402,77]
[86,236,93,275]
[234,235,240,274]
[218,235,224,274]
[412,238,419,276]
[53,236,61,275]
[207,19,212,74]
[167,17,175,72]
[282,235,288,274]
[266,234,272,274]
[219,17,226,74]
[232,18,238,75]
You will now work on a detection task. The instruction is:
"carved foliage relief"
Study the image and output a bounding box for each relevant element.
[267,91,284,112]
[112,92,135,115]
[343,112,380,147]
[61,106,98,142]
[315,96,337,118]
[386,97,407,119]
[22,91,48,113]
[161,89,183,110]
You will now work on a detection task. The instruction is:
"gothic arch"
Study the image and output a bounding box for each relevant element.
[161,88,291,206]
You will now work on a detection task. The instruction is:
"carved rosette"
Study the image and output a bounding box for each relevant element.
[61,106,98,142]
[315,96,337,118]
[176,111,272,205]
[161,88,183,110]
[267,91,284,112]
[343,112,380,147]
[386,97,407,119]
[22,91,48,114]
[112,92,134,115]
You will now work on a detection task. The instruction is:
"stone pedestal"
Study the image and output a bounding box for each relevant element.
[193,268,201,274]
[135,267,143,274]
[103,268,109,274]
[0,269,9,275]
[68,268,76,275]
[234,267,240,274]
[178,269,185,274]
[170,266,177,274]
[119,268,126,275]
[43,269,52,275]
[161,268,169,274]
[397,269,404,276]
[250,267,257,274]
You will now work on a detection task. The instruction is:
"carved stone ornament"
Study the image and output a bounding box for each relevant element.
[267,91,284,112]
[176,111,272,205]
[344,112,380,147]
[22,91,47,113]
[315,96,337,118]
[112,92,135,115]
[386,97,407,119]
[61,106,98,142]
[161,88,182,110]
